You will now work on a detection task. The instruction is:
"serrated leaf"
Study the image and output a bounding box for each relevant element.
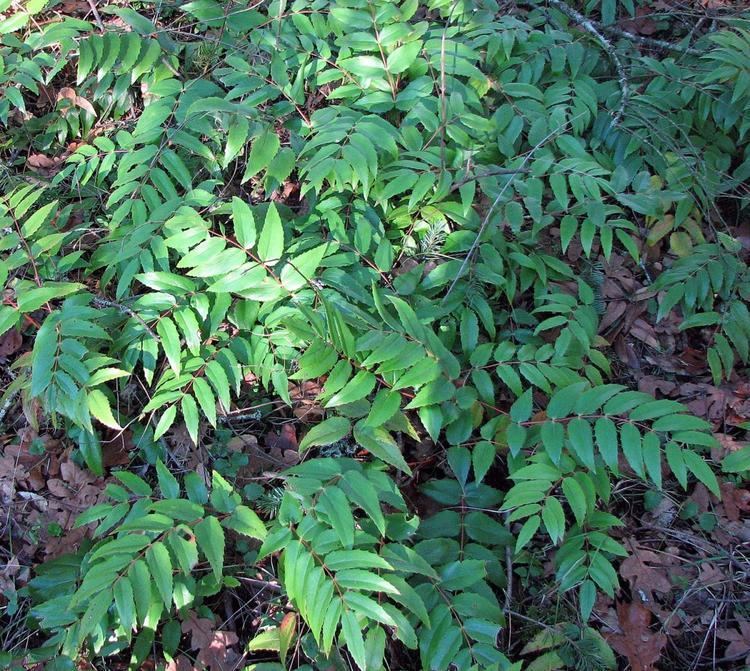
[515,514,540,554]
[156,317,181,375]
[682,450,720,497]
[341,609,367,671]
[325,370,376,408]
[181,393,200,445]
[562,477,587,525]
[146,542,173,609]
[224,505,267,539]
[317,485,355,549]
[87,389,121,430]
[280,243,329,292]
[341,470,386,535]
[541,496,565,544]
[386,41,421,74]
[567,418,596,471]
[353,422,411,474]
[242,128,280,183]
[114,577,136,633]
[195,515,225,581]
[257,202,284,264]
[299,416,351,452]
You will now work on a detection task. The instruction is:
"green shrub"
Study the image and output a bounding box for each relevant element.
[2,0,749,668]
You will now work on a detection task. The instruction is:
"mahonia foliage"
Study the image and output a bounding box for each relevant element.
[1,0,749,668]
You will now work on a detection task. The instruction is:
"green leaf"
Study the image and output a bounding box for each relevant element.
[18,282,84,312]
[353,422,411,475]
[594,417,619,473]
[386,41,422,74]
[619,422,644,478]
[224,505,267,539]
[242,129,280,183]
[317,486,355,549]
[510,388,533,423]
[547,382,588,419]
[299,416,351,452]
[561,477,587,525]
[146,542,173,609]
[195,515,225,581]
[153,405,177,441]
[280,243,329,292]
[129,560,152,626]
[232,197,256,249]
[192,377,217,428]
[78,429,104,476]
[114,470,152,497]
[364,389,401,427]
[223,116,249,168]
[150,499,203,521]
[325,549,392,572]
[257,202,284,265]
[682,450,720,497]
[181,393,200,446]
[114,577,136,633]
[541,496,565,544]
[78,588,113,645]
[21,200,57,237]
[341,470,386,535]
[341,609,367,671]
[579,580,596,621]
[722,447,750,473]
[643,431,662,489]
[325,370,376,408]
[343,592,396,627]
[247,628,280,653]
[652,414,711,432]
[567,418,596,471]
[156,459,179,498]
[156,317,182,375]
[335,569,399,594]
[515,515,540,554]
[205,360,231,411]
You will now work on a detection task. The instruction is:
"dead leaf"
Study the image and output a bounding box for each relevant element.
[718,621,750,664]
[165,656,195,671]
[181,612,239,671]
[0,328,22,358]
[606,601,667,671]
[265,423,298,452]
[619,541,673,600]
[290,380,324,422]
[56,87,96,116]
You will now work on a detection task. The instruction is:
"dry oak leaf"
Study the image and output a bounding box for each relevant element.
[619,543,672,600]
[718,620,750,665]
[182,613,240,671]
[606,600,667,671]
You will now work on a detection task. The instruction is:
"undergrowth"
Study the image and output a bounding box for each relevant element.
[1,0,749,669]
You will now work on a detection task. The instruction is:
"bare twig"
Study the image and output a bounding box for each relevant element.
[449,166,531,193]
[547,0,630,125]
[443,116,583,301]
[599,22,704,57]
[85,0,105,31]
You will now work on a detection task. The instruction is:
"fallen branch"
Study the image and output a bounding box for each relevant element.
[0,370,19,428]
[92,296,159,341]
